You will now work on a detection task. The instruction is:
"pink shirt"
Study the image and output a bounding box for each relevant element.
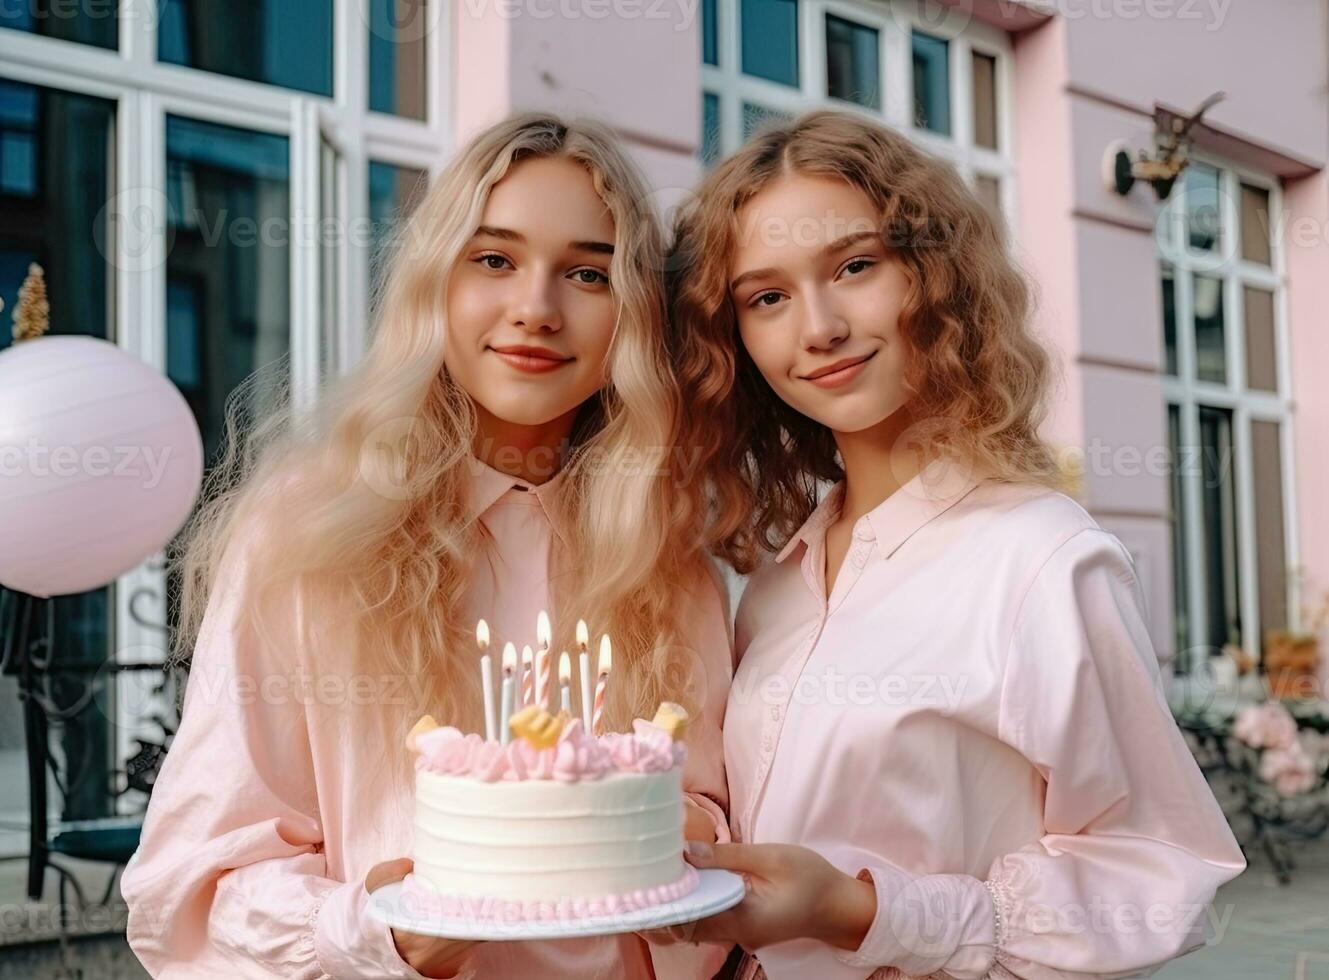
[725,460,1246,980]
[121,457,734,979]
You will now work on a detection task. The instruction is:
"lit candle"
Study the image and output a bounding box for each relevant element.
[592,634,612,735]
[559,651,572,716]
[536,610,553,709]
[477,620,495,742]
[576,620,593,732]
[521,645,534,707]
[500,642,517,745]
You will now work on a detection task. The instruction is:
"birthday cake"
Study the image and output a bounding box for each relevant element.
[399,703,699,922]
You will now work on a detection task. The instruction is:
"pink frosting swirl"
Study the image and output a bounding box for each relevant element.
[413,717,686,783]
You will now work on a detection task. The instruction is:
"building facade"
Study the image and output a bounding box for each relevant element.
[0,0,1326,841]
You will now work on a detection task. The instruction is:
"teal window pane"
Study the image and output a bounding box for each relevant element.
[166,115,291,465]
[369,161,428,300]
[370,0,428,120]
[159,0,333,97]
[912,30,950,135]
[1166,404,1190,663]
[1161,265,1177,376]
[0,79,39,198]
[702,0,718,65]
[0,80,114,352]
[1,0,117,49]
[1198,406,1240,649]
[1193,273,1225,384]
[826,14,879,109]
[742,102,792,141]
[741,0,798,87]
[1186,162,1222,252]
[702,92,720,166]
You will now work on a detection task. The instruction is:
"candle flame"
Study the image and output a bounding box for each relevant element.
[576,619,589,651]
[476,619,490,650]
[559,651,572,684]
[521,644,533,667]
[502,642,517,673]
[537,610,551,649]
[598,634,612,675]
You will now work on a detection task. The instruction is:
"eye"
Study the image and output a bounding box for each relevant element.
[475,252,513,271]
[748,290,785,309]
[838,257,876,279]
[569,267,610,286]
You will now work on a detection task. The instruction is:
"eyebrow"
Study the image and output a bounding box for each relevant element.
[473,225,615,257]
[728,229,881,294]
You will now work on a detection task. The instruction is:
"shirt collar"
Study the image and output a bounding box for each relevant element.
[464,455,575,546]
[774,457,985,564]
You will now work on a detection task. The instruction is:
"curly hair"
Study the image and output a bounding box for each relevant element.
[668,109,1069,574]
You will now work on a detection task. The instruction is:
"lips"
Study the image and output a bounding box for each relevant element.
[800,351,876,385]
[488,345,573,374]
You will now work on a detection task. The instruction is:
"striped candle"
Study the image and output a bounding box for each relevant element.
[592,634,612,735]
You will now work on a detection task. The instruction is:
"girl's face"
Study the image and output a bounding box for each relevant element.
[445,155,617,431]
[729,174,912,434]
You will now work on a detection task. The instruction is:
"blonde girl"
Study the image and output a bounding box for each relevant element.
[122,113,732,980]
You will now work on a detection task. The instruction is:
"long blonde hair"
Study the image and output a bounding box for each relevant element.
[172,114,707,791]
[668,109,1067,573]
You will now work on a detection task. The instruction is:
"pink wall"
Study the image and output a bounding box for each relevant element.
[1010,6,1328,668]
[451,0,701,204]
[1063,0,1327,170]
[1285,167,1329,690]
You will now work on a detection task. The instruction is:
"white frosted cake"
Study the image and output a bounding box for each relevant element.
[400,706,699,922]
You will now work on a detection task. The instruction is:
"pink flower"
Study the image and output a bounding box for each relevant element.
[1234,701,1299,750]
[1258,742,1317,797]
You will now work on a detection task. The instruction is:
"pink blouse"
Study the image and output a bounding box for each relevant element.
[725,459,1246,980]
[121,457,734,979]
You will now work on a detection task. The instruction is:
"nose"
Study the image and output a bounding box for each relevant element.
[509,271,562,334]
[798,288,848,351]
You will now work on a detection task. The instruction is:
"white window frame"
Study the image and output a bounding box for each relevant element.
[701,0,1018,234]
[1157,153,1300,668]
[0,0,449,815]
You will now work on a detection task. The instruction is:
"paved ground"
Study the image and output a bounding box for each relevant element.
[0,841,1326,977]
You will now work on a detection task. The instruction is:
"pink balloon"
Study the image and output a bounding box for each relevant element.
[0,336,204,597]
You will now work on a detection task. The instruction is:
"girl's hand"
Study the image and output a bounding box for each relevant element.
[642,842,876,953]
[367,858,482,978]
[684,797,718,844]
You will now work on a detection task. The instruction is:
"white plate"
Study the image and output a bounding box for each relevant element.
[368,869,745,941]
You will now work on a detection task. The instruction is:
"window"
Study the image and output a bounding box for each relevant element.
[741,0,799,87]
[369,0,429,119]
[702,0,719,66]
[911,30,949,134]
[166,115,292,464]
[700,0,1015,226]
[826,14,879,110]
[743,101,792,140]
[1,0,117,49]
[1159,159,1291,671]
[0,78,38,197]
[368,160,429,300]
[158,0,334,97]
[701,91,720,166]
[0,77,117,832]
[971,50,997,150]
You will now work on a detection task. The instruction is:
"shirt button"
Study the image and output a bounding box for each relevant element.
[769,706,780,720]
